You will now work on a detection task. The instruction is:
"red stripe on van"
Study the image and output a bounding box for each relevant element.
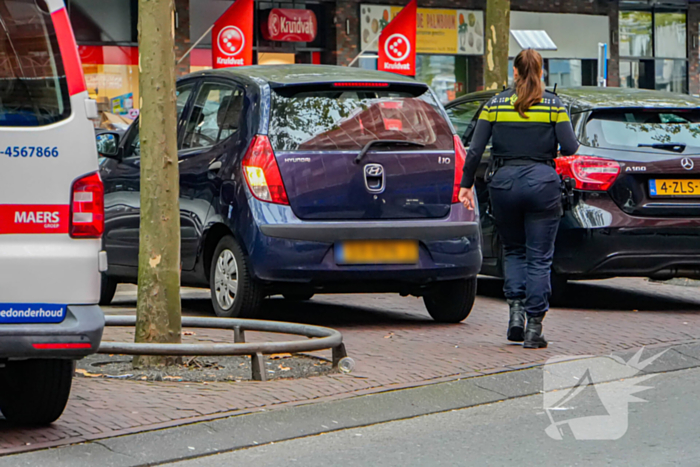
[51,7,87,96]
[0,205,70,234]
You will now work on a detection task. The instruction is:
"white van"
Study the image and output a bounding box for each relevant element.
[0,0,105,424]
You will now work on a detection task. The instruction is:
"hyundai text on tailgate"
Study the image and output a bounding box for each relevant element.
[0,0,105,425]
[97,66,481,323]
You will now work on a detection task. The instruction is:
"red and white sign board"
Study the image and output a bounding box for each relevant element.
[262,9,317,42]
[212,0,254,69]
[378,0,417,76]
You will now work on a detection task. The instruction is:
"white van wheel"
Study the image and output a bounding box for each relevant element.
[0,359,73,425]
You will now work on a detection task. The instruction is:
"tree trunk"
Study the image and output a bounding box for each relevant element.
[134,0,182,368]
[484,0,511,91]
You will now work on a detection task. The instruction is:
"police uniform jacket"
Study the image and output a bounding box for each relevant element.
[460,88,580,188]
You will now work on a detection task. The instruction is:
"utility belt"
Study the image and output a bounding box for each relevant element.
[484,156,554,183]
[484,156,575,215]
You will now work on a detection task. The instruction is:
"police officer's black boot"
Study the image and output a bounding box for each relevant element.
[523,314,548,349]
[507,299,525,342]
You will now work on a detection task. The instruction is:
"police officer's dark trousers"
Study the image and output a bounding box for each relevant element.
[488,162,561,317]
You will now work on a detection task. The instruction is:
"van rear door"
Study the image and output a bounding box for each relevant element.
[0,0,103,307]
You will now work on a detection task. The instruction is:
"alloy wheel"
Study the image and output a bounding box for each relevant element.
[214,249,238,310]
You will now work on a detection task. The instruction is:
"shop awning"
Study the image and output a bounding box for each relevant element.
[510,30,557,51]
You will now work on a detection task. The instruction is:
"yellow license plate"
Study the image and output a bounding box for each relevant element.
[336,240,419,265]
[649,179,700,197]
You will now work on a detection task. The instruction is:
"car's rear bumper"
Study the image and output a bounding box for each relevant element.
[243,201,482,285]
[260,221,479,242]
[554,227,700,279]
[0,305,104,360]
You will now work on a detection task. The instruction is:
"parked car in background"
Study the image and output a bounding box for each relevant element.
[96,65,482,322]
[0,0,105,425]
[446,87,700,299]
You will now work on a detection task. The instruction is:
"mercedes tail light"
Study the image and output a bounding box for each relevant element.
[242,135,289,205]
[70,172,104,238]
[453,135,467,203]
[555,156,620,192]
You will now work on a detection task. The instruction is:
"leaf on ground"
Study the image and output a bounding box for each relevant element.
[270,353,292,359]
[75,368,102,378]
[163,376,183,381]
[278,364,291,371]
[183,331,196,336]
[384,332,394,339]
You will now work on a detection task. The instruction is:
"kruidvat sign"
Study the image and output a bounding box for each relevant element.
[262,9,317,42]
[378,0,417,76]
[212,0,253,69]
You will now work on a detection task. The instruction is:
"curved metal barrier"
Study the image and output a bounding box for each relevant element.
[98,315,348,381]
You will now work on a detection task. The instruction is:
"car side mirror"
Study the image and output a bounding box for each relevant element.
[96,132,120,159]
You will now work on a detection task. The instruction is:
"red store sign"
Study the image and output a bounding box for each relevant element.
[262,9,317,42]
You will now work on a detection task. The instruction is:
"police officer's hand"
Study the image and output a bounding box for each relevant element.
[458,187,475,210]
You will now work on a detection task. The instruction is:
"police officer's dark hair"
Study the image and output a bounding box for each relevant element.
[513,49,543,119]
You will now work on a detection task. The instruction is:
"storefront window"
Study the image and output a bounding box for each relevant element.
[620,60,640,88]
[655,59,687,94]
[79,46,140,129]
[415,55,464,104]
[548,60,582,88]
[654,12,686,58]
[619,11,653,58]
[69,0,136,43]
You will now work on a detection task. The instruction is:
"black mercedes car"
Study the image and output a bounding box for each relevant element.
[446,87,700,299]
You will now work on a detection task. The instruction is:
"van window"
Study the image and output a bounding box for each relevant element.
[269,89,454,152]
[0,0,71,127]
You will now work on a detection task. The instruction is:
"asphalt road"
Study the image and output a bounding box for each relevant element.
[169,367,700,467]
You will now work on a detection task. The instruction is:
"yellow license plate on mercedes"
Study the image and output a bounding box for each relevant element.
[336,240,419,265]
[649,179,700,197]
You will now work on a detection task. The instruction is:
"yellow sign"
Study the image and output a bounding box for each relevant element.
[360,4,483,55]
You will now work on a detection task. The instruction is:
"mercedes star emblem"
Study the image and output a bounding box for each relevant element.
[681,158,694,171]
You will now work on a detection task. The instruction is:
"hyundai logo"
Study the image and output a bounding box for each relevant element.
[681,158,694,171]
[364,163,385,193]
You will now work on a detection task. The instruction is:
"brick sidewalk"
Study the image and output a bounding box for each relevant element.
[1,278,699,454]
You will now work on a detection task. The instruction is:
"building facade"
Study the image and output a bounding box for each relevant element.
[64,0,700,121]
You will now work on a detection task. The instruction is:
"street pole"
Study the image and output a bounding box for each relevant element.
[597,42,608,87]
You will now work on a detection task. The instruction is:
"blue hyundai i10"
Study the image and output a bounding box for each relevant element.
[96,65,481,322]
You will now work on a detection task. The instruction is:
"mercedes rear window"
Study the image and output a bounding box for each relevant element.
[268,86,454,152]
[581,109,700,153]
[0,0,71,127]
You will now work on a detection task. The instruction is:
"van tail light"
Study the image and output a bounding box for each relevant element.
[555,156,620,192]
[242,135,289,205]
[70,172,104,238]
[452,135,467,203]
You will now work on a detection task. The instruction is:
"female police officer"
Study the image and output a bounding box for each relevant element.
[458,49,579,349]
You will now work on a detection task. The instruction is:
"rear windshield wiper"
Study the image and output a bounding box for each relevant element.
[638,143,686,153]
[355,140,426,164]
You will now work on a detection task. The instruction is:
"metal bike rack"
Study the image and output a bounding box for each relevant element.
[98,315,348,381]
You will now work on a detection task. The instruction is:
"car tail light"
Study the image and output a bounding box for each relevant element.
[555,156,620,192]
[332,82,389,88]
[453,135,467,203]
[242,135,289,205]
[70,172,104,238]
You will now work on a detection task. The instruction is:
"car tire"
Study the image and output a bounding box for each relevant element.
[99,273,118,306]
[283,293,314,301]
[210,235,264,318]
[423,277,477,323]
[550,274,568,307]
[0,359,73,426]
